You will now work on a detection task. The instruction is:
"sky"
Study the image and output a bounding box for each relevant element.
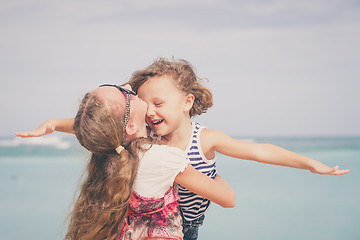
[1,0,359,137]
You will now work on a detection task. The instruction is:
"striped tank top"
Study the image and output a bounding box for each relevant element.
[179,122,217,221]
[149,122,217,221]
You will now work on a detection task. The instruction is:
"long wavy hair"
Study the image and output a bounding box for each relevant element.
[128,57,213,117]
[65,92,150,240]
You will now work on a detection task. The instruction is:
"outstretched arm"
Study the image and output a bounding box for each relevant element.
[202,129,349,176]
[175,164,236,208]
[16,118,75,137]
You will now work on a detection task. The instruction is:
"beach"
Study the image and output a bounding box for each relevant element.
[0,136,359,240]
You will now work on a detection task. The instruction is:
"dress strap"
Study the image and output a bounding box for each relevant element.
[116,218,129,240]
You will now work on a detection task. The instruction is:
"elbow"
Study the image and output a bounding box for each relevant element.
[252,143,276,162]
[226,196,236,208]
[223,200,236,208]
[221,192,236,208]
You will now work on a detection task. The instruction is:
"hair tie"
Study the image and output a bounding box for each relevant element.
[115,145,125,154]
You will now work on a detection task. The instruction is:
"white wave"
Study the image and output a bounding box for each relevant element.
[0,136,71,149]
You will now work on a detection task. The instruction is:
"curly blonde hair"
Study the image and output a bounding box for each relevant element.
[128,57,213,117]
[65,92,151,240]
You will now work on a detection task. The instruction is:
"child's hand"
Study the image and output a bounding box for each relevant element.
[15,120,55,138]
[310,165,349,175]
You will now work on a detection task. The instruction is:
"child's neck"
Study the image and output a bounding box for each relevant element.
[163,120,193,151]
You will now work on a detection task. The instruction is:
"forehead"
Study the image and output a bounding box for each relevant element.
[93,86,126,110]
[138,75,183,97]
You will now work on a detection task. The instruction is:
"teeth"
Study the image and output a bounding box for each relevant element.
[152,119,163,125]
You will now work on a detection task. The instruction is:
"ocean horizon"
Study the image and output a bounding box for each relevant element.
[0,135,359,240]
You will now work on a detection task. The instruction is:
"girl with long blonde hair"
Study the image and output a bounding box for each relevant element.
[65,84,235,240]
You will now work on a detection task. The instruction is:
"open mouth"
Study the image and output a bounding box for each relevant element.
[152,119,164,126]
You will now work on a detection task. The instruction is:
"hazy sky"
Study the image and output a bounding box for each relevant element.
[1,0,359,137]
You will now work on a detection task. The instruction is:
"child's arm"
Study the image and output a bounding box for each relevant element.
[201,129,349,176]
[16,118,75,137]
[175,164,236,208]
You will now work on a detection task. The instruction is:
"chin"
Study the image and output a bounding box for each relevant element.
[153,128,166,137]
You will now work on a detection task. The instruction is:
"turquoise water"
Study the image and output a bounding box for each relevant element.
[0,136,359,240]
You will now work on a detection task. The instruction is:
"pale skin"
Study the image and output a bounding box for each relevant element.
[17,86,236,208]
[139,75,350,176]
[16,81,350,176]
[96,86,236,208]
[15,118,75,137]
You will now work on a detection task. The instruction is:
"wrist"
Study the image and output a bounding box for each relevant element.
[47,119,57,131]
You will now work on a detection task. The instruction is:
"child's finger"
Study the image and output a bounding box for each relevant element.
[15,131,37,138]
[15,132,28,137]
[332,169,350,175]
[332,166,339,172]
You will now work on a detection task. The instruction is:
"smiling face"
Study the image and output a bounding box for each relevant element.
[137,75,194,139]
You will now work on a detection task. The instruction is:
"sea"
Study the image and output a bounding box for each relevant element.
[0,135,359,240]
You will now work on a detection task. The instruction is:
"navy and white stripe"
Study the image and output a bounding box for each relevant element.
[179,122,217,221]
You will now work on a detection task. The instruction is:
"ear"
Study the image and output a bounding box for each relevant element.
[125,123,138,137]
[184,93,195,112]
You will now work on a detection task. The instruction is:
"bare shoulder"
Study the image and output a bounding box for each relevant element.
[201,128,231,142]
[201,128,226,137]
[201,128,219,143]
[200,128,231,153]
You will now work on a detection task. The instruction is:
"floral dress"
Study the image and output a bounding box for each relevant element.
[121,185,183,240]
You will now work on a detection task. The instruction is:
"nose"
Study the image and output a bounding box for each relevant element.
[146,104,155,117]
